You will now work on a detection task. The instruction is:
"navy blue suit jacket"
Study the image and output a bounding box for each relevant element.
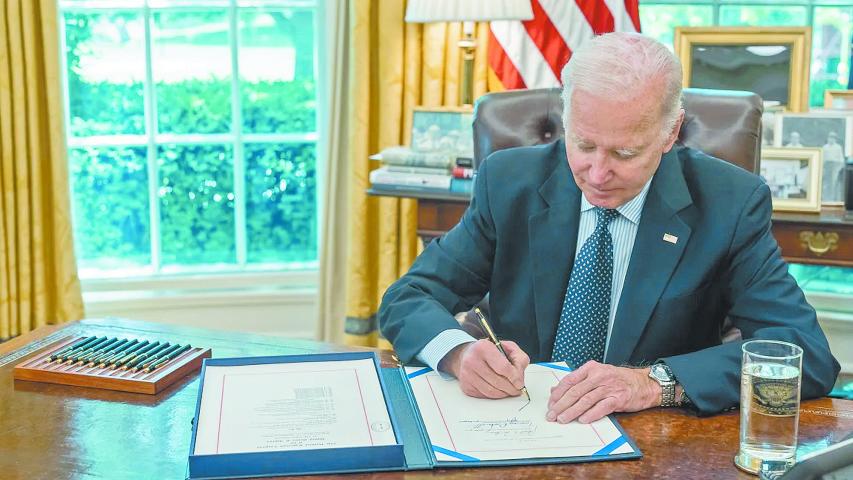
[379,140,839,414]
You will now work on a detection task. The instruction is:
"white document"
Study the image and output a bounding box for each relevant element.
[194,358,396,455]
[406,362,635,462]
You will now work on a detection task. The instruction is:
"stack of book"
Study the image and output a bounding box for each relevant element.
[369,146,474,195]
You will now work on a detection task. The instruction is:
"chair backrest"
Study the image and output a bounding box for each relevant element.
[472,87,763,173]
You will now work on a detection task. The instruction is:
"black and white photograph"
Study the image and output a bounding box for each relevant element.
[410,108,474,156]
[775,113,852,203]
[760,147,822,212]
[761,103,783,147]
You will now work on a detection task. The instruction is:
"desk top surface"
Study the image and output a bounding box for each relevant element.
[1,319,851,480]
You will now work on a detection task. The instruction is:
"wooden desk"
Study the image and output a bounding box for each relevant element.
[369,189,853,267]
[2,319,852,480]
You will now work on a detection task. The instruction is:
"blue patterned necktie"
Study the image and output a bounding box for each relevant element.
[551,207,619,368]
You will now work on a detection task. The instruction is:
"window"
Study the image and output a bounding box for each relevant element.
[640,1,852,107]
[640,0,853,304]
[60,0,320,280]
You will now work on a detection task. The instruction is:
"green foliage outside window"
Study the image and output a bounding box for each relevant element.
[70,146,151,268]
[639,3,853,108]
[64,10,318,272]
[245,143,317,263]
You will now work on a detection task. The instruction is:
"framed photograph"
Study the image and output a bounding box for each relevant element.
[775,112,852,205]
[760,148,822,212]
[674,27,811,112]
[408,106,474,157]
[824,89,853,110]
[761,102,785,147]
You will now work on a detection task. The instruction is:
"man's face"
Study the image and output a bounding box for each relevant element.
[564,87,682,209]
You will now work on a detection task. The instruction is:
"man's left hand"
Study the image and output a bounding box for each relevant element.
[546,361,661,424]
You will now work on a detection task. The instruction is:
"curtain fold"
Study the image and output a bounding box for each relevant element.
[322,0,493,348]
[0,0,84,341]
[316,0,351,344]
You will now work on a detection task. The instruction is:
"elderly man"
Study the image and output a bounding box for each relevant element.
[378,32,838,422]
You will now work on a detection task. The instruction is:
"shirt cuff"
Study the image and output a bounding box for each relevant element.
[415,328,477,376]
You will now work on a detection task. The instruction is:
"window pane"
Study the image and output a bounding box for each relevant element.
[61,1,143,6]
[639,4,713,50]
[239,8,316,134]
[70,146,150,269]
[153,11,231,134]
[64,12,145,136]
[811,7,853,107]
[718,6,808,27]
[245,143,317,263]
[790,265,853,295]
[158,144,235,265]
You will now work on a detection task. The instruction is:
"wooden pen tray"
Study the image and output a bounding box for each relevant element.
[13,336,211,394]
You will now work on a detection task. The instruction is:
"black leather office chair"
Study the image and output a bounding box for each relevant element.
[472,87,762,173]
[458,87,763,342]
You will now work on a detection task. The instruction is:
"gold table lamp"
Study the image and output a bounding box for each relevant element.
[405,0,534,106]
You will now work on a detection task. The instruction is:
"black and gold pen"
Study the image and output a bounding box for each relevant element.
[133,343,181,372]
[125,342,171,371]
[65,337,114,364]
[55,336,105,363]
[103,340,149,368]
[473,307,530,402]
[86,338,133,366]
[144,344,192,373]
[50,336,99,362]
[116,341,161,368]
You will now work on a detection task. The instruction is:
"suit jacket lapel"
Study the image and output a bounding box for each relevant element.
[606,148,694,365]
[529,142,581,360]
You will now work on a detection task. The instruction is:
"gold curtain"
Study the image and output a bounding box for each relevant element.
[0,0,84,341]
[343,1,495,348]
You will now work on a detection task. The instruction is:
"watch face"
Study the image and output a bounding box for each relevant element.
[651,364,673,382]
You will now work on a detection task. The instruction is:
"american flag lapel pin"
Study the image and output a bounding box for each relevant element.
[663,233,678,244]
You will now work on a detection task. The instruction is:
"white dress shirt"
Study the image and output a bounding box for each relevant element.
[415,179,653,372]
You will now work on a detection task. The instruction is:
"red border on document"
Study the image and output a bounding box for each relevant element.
[213,368,375,453]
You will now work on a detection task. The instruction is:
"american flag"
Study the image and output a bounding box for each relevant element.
[489,0,641,89]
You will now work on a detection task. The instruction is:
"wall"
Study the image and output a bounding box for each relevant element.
[82,272,318,339]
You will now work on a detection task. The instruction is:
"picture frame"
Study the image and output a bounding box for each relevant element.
[407,106,474,157]
[760,147,822,212]
[761,102,785,147]
[674,27,811,112]
[824,89,853,110]
[775,112,852,205]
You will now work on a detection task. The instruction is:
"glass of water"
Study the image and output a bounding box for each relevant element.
[735,340,803,475]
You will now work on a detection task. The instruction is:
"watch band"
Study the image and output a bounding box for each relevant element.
[660,380,677,407]
[650,363,678,407]
[679,389,693,407]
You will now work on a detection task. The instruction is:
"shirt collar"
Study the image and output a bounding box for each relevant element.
[580,178,653,225]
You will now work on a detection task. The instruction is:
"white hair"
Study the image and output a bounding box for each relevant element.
[560,32,683,138]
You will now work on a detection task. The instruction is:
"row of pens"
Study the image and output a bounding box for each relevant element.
[46,336,192,374]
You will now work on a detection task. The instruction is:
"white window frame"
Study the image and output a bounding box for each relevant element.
[639,0,853,25]
[59,0,325,295]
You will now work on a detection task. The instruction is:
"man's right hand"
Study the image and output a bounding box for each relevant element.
[438,339,530,399]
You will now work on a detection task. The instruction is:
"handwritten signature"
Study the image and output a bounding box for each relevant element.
[459,417,537,436]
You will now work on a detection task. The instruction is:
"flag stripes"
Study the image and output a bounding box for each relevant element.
[489,0,641,90]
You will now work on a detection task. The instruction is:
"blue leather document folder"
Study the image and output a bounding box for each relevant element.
[187,352,641,479]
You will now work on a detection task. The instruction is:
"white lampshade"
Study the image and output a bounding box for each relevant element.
[404,0,534,23]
